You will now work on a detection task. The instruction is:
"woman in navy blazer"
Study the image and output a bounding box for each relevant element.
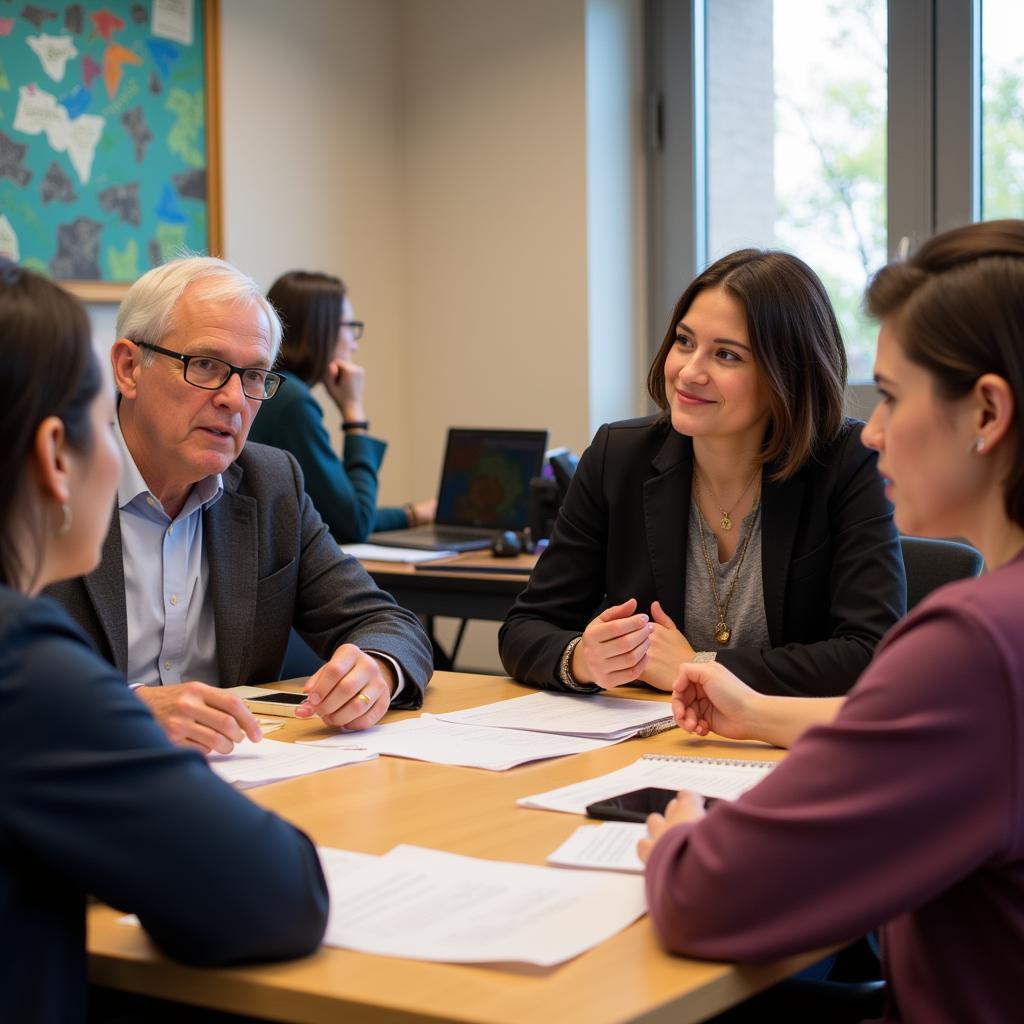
[499,249,906,697]
[251,270,434,542]
[0,262,328,1022]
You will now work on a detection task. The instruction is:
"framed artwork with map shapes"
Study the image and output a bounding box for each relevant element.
[0,0,221,301]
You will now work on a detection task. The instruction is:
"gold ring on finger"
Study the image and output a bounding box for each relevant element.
[356,690,373,707]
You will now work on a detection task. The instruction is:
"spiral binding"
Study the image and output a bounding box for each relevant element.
[640,753,772,769]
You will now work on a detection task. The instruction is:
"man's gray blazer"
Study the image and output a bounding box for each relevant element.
[46,443,432,706]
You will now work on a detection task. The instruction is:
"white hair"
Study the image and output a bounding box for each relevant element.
[115,255,282,362]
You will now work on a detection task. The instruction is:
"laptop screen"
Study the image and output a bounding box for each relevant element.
[434,428,549,530]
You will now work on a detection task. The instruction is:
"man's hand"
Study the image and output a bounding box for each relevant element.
[134,682,262,755]
[639,601,696,691]
[299,644,395,729]
[637,791,706,863]
[572,598,653,689]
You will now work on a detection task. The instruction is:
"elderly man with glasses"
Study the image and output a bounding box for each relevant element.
[48,256,431,754]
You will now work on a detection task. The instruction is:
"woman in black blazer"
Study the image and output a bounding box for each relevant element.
[499,249,906,697]
[0,262,328,1022]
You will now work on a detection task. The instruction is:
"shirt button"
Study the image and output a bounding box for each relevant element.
[170,595,178,606]
[163,661,172,670]
[147,497,156,508]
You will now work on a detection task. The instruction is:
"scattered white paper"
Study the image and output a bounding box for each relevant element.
[547,822,646,873]
[320,844,646,966]
[437,691,673,740]
[206,737,376,789]
[342,543,457,563]
[152,0,194,45]
[303,715,620,771]
[519,755,777,814]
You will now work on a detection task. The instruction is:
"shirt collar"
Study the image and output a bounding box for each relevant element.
[114,409,223,517]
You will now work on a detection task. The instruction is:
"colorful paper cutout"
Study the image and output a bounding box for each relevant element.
[108,237,139,280]
[156,181,187,223]
[166,87,203,167]
[51,215,101,279]
[102,43,142,99]
[82,53,100,89]
[145,37,179,79]
[90,8,125,42]
[0,18,15,36]
[59,84,91,120]
[20,5,57,31]
[28,33,78,82]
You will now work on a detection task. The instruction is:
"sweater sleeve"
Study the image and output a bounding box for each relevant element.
[644,597,1015,962]
[262,387,388,544]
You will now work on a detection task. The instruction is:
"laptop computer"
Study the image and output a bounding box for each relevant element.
[369,427,549,551]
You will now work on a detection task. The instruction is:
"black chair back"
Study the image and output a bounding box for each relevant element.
[899,536,984,612]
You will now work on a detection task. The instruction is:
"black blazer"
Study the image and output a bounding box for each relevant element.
[0,588,328,1023]
[46,443,432,705]
[499,416,906,697]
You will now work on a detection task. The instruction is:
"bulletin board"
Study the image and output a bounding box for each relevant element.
[0,0,221,301]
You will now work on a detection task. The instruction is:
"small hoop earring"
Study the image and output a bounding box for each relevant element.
[55,502,72,537]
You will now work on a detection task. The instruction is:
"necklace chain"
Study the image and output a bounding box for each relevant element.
[692,474,761,644]
[694,464,761,531]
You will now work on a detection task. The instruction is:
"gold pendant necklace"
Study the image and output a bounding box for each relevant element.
[693,475,761,645]
[695,465,760,532]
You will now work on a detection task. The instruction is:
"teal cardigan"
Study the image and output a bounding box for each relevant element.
[248,375,407,543]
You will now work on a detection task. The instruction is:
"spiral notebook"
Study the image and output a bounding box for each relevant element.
[518,752,779,815]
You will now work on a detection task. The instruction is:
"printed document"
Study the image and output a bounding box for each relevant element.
[302,715,620,771]
[319,844,647,966]
[547,822,647,873]
[436,691,673,739]
[206,737,376,789]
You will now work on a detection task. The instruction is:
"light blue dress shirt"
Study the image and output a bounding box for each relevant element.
[114,416,223,687]
[113,415,406,700]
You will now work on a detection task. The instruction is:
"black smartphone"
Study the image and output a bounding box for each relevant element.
[586,787,679,823]
[245,691,307,706]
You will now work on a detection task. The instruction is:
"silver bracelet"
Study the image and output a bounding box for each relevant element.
[558,636,600,692]
[693,651,717,664]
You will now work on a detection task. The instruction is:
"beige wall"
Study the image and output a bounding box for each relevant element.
[400,0,591,497]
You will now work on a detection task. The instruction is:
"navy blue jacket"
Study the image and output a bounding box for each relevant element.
[0,588,328,1022]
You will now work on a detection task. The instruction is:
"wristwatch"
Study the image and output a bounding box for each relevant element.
[693,651,717,664]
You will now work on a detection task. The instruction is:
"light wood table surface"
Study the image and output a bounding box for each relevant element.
[88,672,815,1024]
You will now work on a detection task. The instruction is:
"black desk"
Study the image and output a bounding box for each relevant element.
[362,552,536,622]
[362,553,536,668]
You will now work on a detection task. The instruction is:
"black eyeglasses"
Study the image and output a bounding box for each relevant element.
[133,341,284,401]
[340,321,365,341]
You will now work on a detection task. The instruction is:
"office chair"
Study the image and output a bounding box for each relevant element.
[899,535,984,611]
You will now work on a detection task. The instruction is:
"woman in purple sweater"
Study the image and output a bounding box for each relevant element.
[640,219,1024,1023]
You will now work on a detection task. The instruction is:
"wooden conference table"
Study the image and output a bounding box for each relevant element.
[87,673,815,1024]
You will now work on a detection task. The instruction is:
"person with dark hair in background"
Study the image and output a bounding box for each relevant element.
[250,270,434,543]
[642,218,1024,1024]
[0,260,327,1023]
[499,248,906,697]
